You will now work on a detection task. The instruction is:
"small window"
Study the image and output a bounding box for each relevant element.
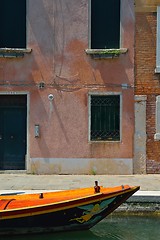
[90,95,120,141]
[91,0,120,49]
[0,0,26,49]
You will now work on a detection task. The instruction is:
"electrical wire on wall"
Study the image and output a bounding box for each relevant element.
[0,80,134,92]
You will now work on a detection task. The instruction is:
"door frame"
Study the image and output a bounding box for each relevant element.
[0,91,29,171]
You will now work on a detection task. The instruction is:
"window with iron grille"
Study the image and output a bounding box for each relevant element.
[0,0,26,48]
[90,95,120,141]
[91,0,120,49]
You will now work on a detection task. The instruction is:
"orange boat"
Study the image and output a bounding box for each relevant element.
[0,181,139,235]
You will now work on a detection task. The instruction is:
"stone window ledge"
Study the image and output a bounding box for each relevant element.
[85,48,128,59]
[154,133,160,141]
[155,67,160,73]
[0,48,32,58]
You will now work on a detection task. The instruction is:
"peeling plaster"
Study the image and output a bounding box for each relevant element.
[29,158,133,175]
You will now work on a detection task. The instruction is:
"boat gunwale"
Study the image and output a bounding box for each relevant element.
[0,185,132,200]
[0,186,140,220]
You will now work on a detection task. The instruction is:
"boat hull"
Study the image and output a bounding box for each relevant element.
[0,186,139,235]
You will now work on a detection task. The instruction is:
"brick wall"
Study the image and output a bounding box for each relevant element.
[135,11,160,173]
[146,95,160,173]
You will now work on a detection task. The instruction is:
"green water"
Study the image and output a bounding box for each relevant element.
[2,215,160,240]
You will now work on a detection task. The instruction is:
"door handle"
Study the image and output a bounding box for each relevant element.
[0,135,2,140]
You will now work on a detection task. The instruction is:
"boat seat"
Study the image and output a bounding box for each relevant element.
[0,199,15,210]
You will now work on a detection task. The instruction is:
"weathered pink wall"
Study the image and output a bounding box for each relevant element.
[0,0,135,174]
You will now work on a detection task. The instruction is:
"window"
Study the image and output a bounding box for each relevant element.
[0,0,26,49]
[90,95,120,141]
[91,0,120,49]
[156,6,160,73]
[154,95,160,140]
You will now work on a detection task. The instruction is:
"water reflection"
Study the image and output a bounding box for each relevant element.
[3,231,97,240]
[92,215,160,240]
[2,215,160,240]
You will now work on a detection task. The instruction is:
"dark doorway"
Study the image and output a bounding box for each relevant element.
[0,95,27,170]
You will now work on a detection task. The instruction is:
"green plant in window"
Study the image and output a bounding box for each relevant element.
[103,49,120,55]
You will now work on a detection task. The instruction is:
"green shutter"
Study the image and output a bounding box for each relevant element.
[0,0,26,48]
[91,0,120,49]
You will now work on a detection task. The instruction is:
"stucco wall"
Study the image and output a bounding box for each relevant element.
[0,0,135,174]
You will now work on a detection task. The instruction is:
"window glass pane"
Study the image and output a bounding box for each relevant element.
[91,0,120,49]
[0,0,26,48]
[91,95,120,141]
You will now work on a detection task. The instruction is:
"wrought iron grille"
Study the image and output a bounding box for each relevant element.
[90,95,120,141]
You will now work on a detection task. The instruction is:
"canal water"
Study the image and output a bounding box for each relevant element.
[2,215,160,240]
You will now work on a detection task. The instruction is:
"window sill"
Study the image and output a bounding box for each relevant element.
[85,48,128,59]
[155,67,160,73]
[0,48,32,58]
[90,140,120,143]
[154,133,160,141]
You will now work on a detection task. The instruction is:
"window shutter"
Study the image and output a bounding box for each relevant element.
[156,6,160,73]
